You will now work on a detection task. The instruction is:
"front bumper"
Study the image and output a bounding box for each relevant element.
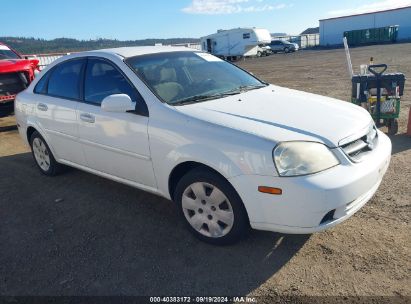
[228,131,391,234]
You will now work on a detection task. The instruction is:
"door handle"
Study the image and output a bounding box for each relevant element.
[37,103,48,111]
[80,113,95,123]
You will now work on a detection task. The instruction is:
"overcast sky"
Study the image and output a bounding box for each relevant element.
[3,0,411,40]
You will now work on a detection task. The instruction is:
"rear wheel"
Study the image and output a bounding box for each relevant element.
[284,47,290,53]
[174,168,249,245]
[29,131,63,176]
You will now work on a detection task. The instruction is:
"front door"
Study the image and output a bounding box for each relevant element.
[77,58,156,188]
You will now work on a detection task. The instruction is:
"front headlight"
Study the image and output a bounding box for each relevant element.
[273,142,340,177]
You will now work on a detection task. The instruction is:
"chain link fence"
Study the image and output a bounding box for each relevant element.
[24,53,70,70]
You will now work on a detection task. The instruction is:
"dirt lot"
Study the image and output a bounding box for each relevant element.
[0,43,410,301]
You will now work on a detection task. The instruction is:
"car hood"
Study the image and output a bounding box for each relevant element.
[0,59,39,74]
[174,85,372,147]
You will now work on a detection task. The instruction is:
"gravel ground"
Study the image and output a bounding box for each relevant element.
[0,43,410,302]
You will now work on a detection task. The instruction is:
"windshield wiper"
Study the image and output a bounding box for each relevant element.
[172,91,242,106]
[228,84,267,93]
[172,84,267,106]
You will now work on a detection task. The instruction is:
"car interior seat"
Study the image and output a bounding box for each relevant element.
[153,67,183,103]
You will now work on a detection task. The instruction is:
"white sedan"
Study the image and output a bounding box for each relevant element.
[15,46,391,244]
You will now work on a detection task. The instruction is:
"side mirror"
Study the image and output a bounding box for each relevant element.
[101,94,135,113]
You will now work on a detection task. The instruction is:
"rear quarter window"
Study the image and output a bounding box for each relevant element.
[33,73,49,94]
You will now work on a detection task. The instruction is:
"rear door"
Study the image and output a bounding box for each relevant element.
[77,57,156,187]
[33,58,87,165]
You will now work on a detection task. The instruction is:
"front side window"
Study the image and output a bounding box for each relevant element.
[84,59,138,105]
[0,45,20,60]
[126,51,266,105]
[47,59,84,100]
[243,33,251,39]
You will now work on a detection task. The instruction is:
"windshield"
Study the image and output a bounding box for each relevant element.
[125,51,266,105]
[0,45,20,60]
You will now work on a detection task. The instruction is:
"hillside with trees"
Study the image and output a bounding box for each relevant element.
[0,37,200,54]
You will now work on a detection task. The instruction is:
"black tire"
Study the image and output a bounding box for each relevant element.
[29,131,63,176]
[174,168,250,245]
[284,47,290,53]
[387,118,399,135]
[257,51,262,57]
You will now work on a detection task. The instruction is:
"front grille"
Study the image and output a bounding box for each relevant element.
[341,125,378,162]
[0,72,28,97]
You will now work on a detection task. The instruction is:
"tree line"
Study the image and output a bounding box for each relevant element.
[0,37,200,54]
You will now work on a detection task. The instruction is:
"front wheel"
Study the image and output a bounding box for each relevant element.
[30,131,63,176]
[174,168,250,245]
[284,47,290,53]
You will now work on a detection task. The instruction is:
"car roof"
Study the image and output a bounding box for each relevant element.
[85,45,196,58]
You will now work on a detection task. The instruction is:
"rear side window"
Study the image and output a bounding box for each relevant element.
[84,59,138,105]
[47,60,84,100]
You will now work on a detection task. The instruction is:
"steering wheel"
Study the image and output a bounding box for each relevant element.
[199,78,216,90]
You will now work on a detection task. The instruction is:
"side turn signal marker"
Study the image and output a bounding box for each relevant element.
[258,186,282,195]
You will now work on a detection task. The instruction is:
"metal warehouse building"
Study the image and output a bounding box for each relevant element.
[320,6,411,45]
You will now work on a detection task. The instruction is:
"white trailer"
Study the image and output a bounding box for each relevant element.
[200,28,272,59]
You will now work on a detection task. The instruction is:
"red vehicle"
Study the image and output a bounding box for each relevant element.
[0,42,39,116]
